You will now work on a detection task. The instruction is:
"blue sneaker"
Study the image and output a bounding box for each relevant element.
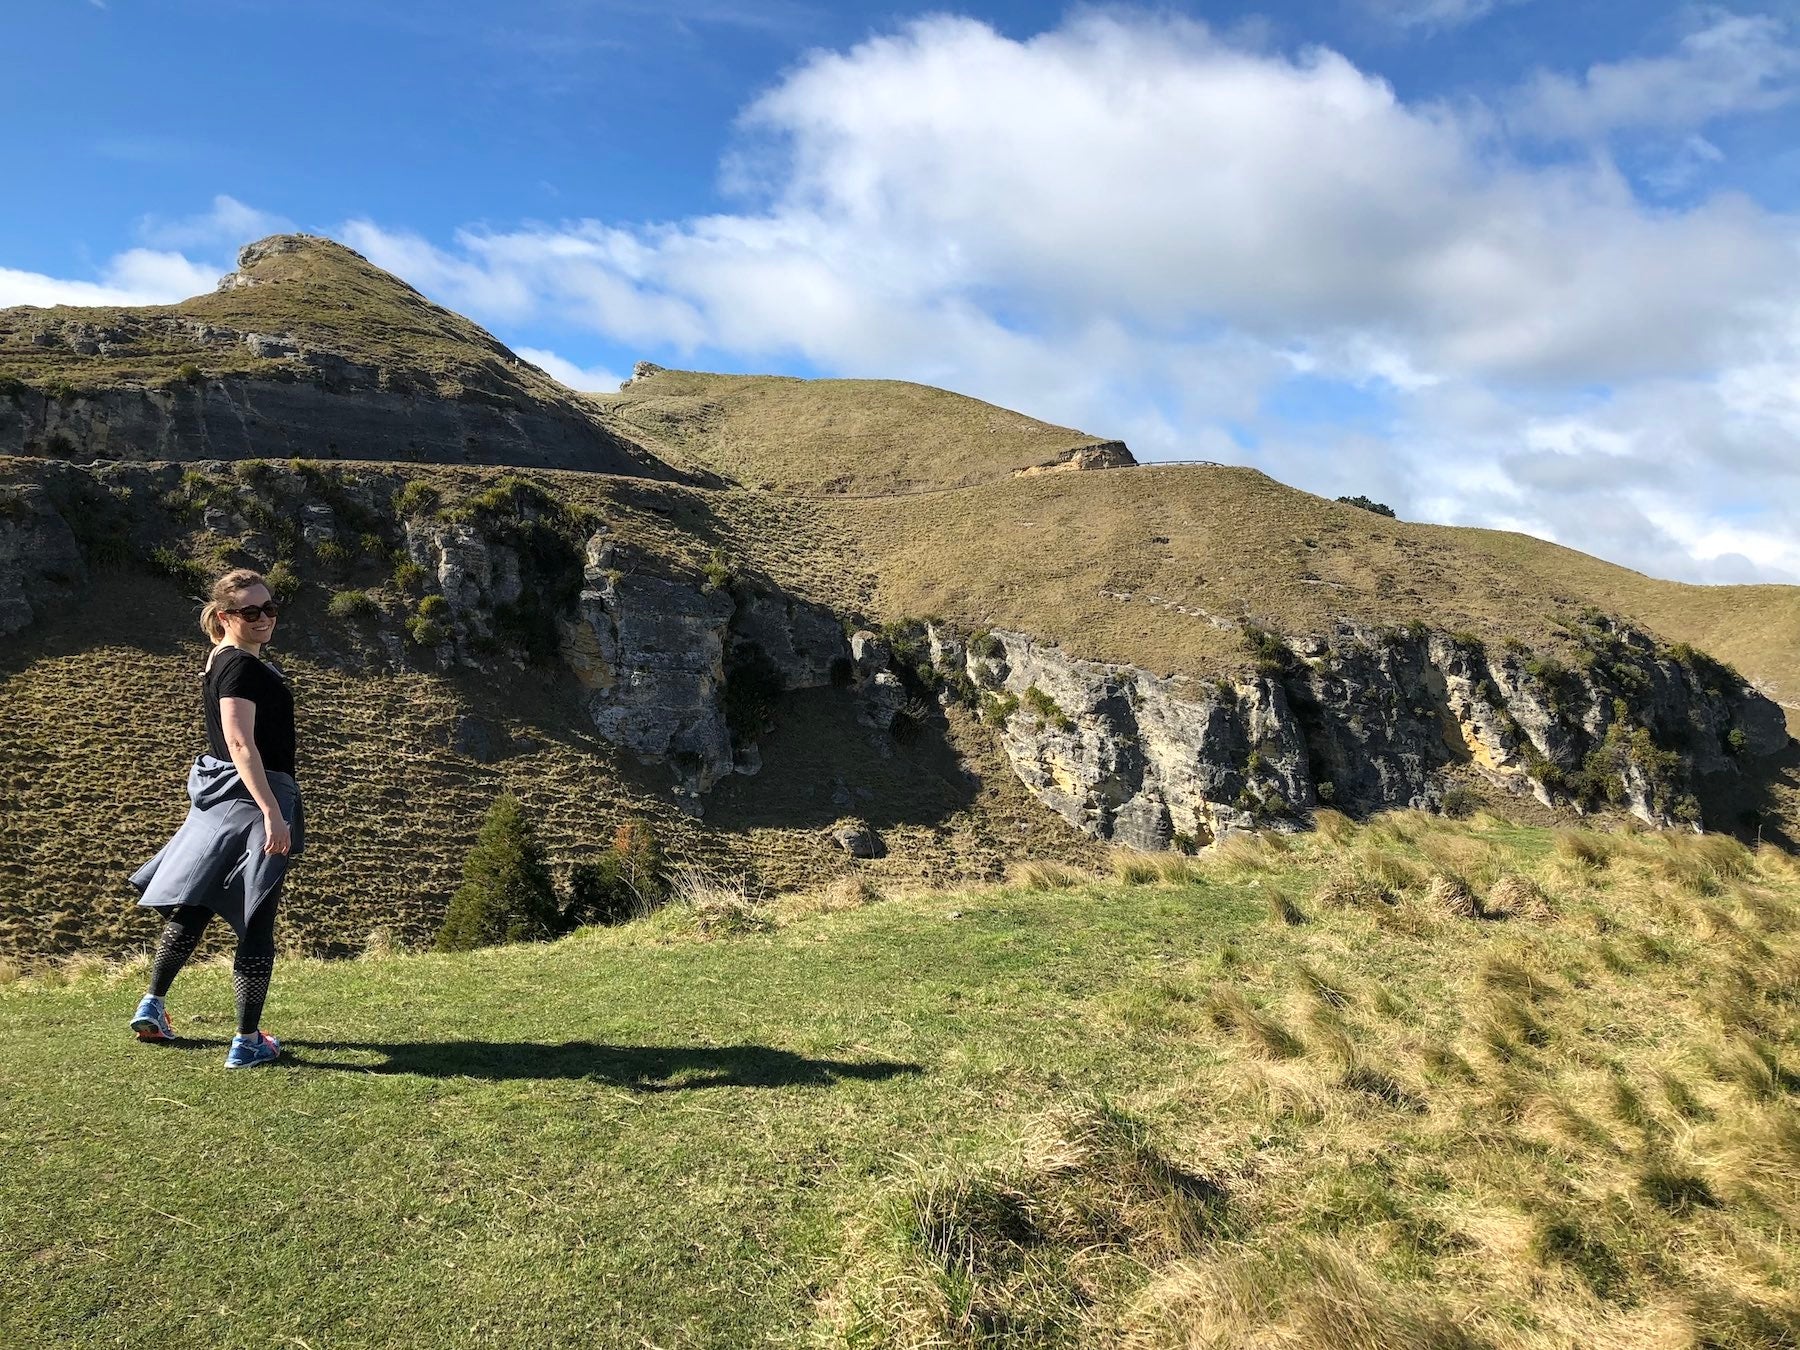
[224,1030,281,1069]
[130,994,174,1042]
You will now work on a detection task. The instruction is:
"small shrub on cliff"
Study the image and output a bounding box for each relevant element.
[264,561,299,602]
[326,589,376,620]
[436,793,561,950]
[981,690,1020,726]
[1666,642,1746,698]
[703,547,733,591]
[463,474,556,521]
[393,481,440,518]
[1240,622,1295,677]
[314,539,351,574]
[407,593,450,645]
[392,558,426,591]
[175,362,205,384]
[1022,684,1074,731]
[1439,785,1481,819]
[148,547,209,598]
[406,616,449,647]
[1524,655,1581,720]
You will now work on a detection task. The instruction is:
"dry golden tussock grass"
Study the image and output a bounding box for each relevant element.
[667,867,773,936]
[1205,988,1305,1060]
[1425,872,1481,919]
[1109,846,1208,886]
[825,1102,1227,1347]
[1483,872,1554,921]
[815,808,1800,1347]
[1009,858,1094,891]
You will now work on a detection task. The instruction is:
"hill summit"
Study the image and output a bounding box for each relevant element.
[0,234,667,475]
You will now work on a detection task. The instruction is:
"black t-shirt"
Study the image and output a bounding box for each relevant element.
[203,646,297,776]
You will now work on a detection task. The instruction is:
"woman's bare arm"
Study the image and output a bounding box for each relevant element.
[219,696,291,854]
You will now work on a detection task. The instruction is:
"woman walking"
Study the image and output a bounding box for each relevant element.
[126,568,304,1069]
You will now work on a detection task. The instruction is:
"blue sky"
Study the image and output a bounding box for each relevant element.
[7,1,1800,584]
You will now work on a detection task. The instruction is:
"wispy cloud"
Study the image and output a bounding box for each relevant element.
[1508,12,1800,141]
[1360,0,1527,33]
[137,195,294,251]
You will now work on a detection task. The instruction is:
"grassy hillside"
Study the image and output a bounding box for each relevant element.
[593,367,1122,493]
[4,812,1797,1346]
[815,462,1800,726]
[0,457,1103,960]
[3,446,1797,958]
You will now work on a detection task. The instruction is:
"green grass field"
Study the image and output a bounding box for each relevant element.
[4,813,1798,1348]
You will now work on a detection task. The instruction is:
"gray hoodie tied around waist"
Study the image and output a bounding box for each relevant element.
[129,754,305,935]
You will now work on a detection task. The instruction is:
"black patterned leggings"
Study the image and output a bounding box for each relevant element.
[146,881,282,1035]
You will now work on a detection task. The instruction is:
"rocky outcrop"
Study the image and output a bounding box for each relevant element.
[932,619,1789,847]
[403,518,523,644]
[1012,441,1136,476]
[0,482,86,637]
[0,374,667,477]
[555,531,854,804]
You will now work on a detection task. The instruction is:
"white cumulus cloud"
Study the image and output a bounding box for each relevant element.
[0,248,220,308]
[331,12,1800,583]
[515,346,625,393]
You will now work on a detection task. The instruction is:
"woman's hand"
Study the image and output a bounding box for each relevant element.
[263,811,292,856]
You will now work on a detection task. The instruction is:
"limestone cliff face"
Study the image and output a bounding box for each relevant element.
[936,622,1787,845]
[398,517,852,803]
[0,371,665,477]
[0,457,1788,844]
[551,531,853,804]
[0,482,87,637]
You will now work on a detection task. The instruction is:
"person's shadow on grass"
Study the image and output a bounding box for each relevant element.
[269,1039,923,1090]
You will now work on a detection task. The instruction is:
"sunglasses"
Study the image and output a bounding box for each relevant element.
[224,602,280,622]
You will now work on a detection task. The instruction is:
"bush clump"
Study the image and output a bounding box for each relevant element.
[406,616,448,647]
[1439,785,1481,819]
[1336,495,1396,518]
[703,547,733,591]
[326,589,376,619]
[1240,621,1295,677]
[264,561,299,603]
[981,690,1021,727]
[1022,684,1075,731]
[562,821,669,928]
[393,480,440,518]
[435,793,561,950]
[314,539,352,573]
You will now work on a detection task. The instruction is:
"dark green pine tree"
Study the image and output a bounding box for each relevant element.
[435,792,561,950]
